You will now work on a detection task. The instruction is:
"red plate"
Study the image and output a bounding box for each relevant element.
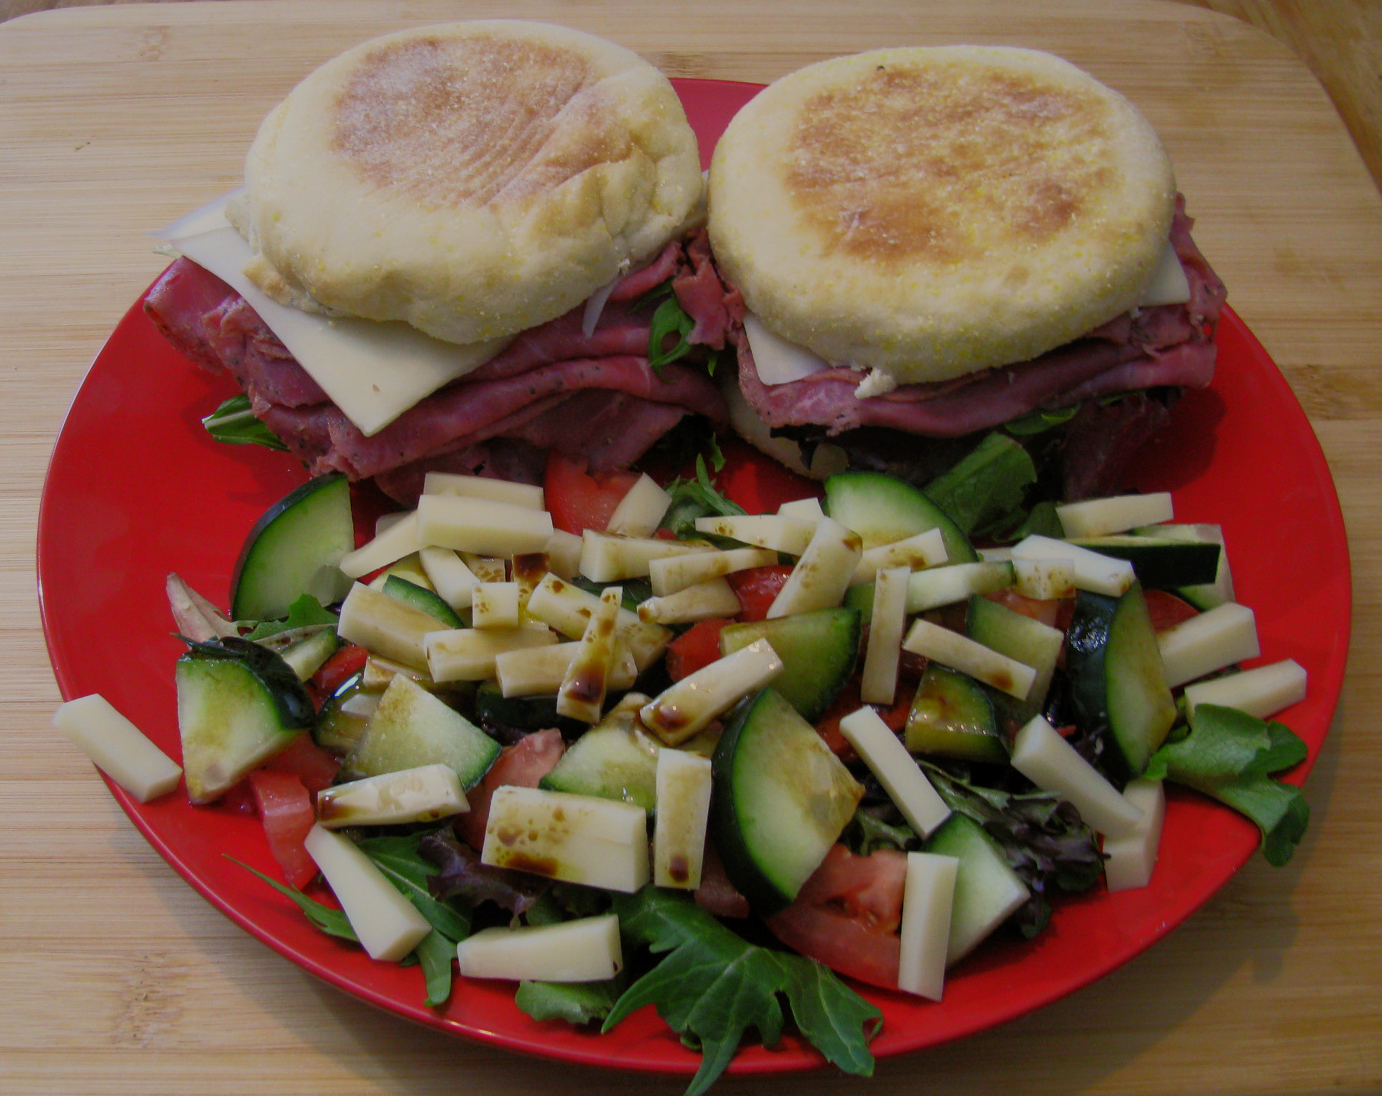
[36,78,1350,1078]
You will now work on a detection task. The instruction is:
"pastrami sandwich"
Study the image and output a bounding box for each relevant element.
[707,46,1226,500]
[145,20,738,502]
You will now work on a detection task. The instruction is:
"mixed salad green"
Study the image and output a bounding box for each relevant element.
[59,424,1313,1095]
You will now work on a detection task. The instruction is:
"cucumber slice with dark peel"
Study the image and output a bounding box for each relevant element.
[965,594,1064,730]
[823,470,978,562]
[175,637,315,803]
[924,813,1030,964]
[1065,582,1178,781]
[313,671,379,755]
[717,607,860,721]
[383,574,464,628]
[710,688,864,914]
[231,473,354,621]
[1067,535,1221,589]
[473,681,581,736]
[904,664,1007,764]
[341,674,499,788]
[539,700,659,809]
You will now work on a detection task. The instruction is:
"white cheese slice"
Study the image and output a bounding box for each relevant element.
[159,195,508,437]
[1182,658,1307,720]
[653,748,714,890]
[1102,779,1166,892]
[1139,241,1193,308]
[640,639,783,746]
[1157,601,1261,689]
[742,311,832,386]
[317,763,468,829]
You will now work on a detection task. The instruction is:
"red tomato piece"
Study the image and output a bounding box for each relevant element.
[454,728,566,852]
[310,643,368,701]
[543,452,640,535]
[1144,589,1202,632]
[248,768,318,890]
[814,675,913,761]
[983,587,1064,629]
[725,565,795,622]
[765,844,909,990]
[665,618,731,680]
[262,733,340,794]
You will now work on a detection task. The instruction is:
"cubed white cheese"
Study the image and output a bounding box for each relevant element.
[1183,658,1307,720]
[1011,535,1135,596]
[416,494,553,557]
[579,531,711,583]
[526,573,670,671]
[482,786,650,892]
[1056,492,1174,538]
[606,474,672,537]
[692,514,818,555]
[860,566,909,706]
[648,545,777,596]
[898,852,959,1000]
[837,707,950,837]
[339,511,421,580]
[1103,779,1166,892]
[337,582,438,672]
[456,914,623,982]
[425,625,558,682]
[471,582,521,629]
[418,547,480,614]
[317,764,468,829]
[640,639,783,746]
[1010,716,1143,837]
[422,472,544,510]
[767,517,862,618]
[851,528,949,586]
[557,587,622,723]
[902,619,1036,701]
[653,749,714,889]
[494,640,638,698]
[1157,602,1260,689]
[52,694,182,802]
[303,824,432,961]
[637,577,742,624]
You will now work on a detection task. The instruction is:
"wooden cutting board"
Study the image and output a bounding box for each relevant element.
[2,3,1380,1095]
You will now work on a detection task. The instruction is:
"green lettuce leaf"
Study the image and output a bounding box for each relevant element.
[1144,703,1310,866]
[356,832,473,941]
[201,393,288,451]
[515,976,627,1025]
[922,432,1037,536]
[605,888,879,1096]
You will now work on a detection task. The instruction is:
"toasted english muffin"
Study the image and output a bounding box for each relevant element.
[708,46,1176,384]
[229,20,704,345]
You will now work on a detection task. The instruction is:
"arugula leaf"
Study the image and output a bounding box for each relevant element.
[202,393,288,451]
[659,455,747,539]
[415,930,457,1008]
[229,858,358,942]
[605,888,879,1096]
[242,594,339,641]
[922,432,1037,537]
[1144,704,1310,866]
[515,976,627,1025]
[648,296,697,377]
[356,832,473,941]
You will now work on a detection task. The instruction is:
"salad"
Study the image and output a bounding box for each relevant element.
[54,423,1313,1094]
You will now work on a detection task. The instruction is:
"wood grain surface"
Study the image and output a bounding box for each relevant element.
[2,3,1379,1095]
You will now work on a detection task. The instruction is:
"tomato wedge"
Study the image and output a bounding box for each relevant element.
[454,728,566,851]
[726,565,795,622]
[543,452,640,534]
[765,844,908,990]
[248,768,318,889]
[665,618,731,680]
[262,733,340,794]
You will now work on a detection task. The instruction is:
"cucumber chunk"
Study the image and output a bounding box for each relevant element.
[175,637,315,803]
[539,698,660,810]
[1065,583,1178,780]
[230,473,354,621]
[342,674,500,788]
[924,813,1030,965]
[823,471,978,562]
[965,594,1064,729]
[717,607,861,721]
[313,671,379,754]
[904,664,1006,764]
[383,574,465,628]
[1067,535,1221,589]
[710,689,864,914]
